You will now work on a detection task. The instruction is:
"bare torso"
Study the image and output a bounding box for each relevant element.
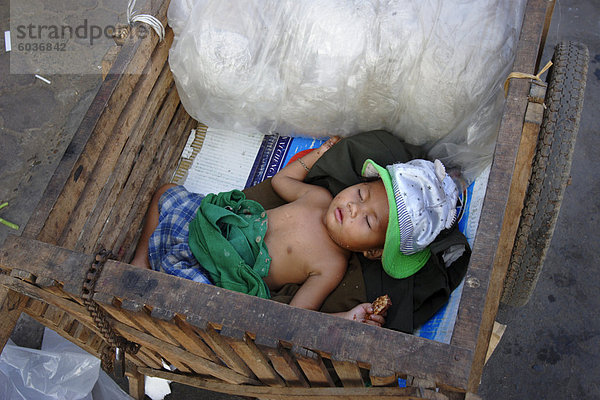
[262,193,349,291]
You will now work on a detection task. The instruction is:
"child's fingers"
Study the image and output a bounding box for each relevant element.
[352,303,385,326]
[321,136,341,150]
[327,137,341,148]
[363,318,383,327]
[366,314,385,325]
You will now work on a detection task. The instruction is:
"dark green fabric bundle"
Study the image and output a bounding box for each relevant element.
[188,190,271,299]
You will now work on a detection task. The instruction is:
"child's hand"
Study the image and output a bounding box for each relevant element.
[315,136,341,158]
[271,135,341,202]
[345,303,386,327]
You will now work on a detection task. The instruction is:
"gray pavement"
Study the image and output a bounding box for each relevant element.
[1,1,599,399]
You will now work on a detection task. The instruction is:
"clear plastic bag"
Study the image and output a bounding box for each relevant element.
[0,329,132,400]
[168,0,526,181]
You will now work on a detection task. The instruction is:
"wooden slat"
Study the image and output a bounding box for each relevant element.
[0,286,27,350]
[73,321,92,345]
[151,309,214,371]
[87,334,105,354]
[125,352,147,369]
[126,364,146,400]
[35,276,58,288]
[447,0,553,392]
[138,367,450,400]
[255,336,310,388]
[222,327,285,387]
[112,106,195,260]
[40,279,85,308]
[98,298,172,370]
[134,347,164,369]
[170,315,222,364]
[54,311,75,337]
[331,359,364,388]
[187,319,256,379]
[124,306,180,346]
[98,298,144,331]
[293,346,335,388]
[66,319,81,337]
[10,269,36,283]
[407,376,436,390]
[536,0,556,71]
[25,298,49,317]
[42,303,65,326]
[117,303,193,371]
[113,320,259,385]
[143,346,171,370]
[0,275,93,325]
[369,373,399,388]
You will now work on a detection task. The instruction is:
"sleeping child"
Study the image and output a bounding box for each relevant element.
[131,136,459,326]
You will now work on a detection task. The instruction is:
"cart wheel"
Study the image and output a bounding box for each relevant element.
[501,41,589,307]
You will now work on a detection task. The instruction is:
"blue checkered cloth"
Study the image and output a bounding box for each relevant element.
[148,185,213,284]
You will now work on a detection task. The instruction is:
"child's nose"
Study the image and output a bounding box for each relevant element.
[348,202,358,218]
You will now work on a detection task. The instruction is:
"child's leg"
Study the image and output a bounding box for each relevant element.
[131,183,177,269]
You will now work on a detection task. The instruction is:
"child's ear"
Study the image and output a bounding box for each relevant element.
[363,248,383,260]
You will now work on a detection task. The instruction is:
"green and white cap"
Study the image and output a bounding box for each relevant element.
[362,159,458,279]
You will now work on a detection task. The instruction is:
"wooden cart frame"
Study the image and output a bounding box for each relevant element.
[0,0,557,398]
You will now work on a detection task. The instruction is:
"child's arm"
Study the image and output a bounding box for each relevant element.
[271,136,340,202]
[288,262,345,311]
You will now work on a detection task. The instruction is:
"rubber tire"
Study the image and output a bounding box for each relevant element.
[500,41,589,307]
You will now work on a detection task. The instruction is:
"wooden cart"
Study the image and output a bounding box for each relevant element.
[0,0,589,398]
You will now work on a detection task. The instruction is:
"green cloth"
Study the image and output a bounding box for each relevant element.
[188,190,271,299]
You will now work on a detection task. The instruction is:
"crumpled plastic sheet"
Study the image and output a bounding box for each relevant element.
[168,0,526,181]
[0,328,132,400]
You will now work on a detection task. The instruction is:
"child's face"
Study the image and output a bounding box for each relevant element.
[325,180,389,254]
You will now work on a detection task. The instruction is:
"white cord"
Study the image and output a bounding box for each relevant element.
[127,0,165,41]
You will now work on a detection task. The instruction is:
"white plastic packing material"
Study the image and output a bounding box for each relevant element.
[168,0,526,181]
[0,329,132,400]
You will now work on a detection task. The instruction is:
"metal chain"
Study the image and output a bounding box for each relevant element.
[81,249,140,372]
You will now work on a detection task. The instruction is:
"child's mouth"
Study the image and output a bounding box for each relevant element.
[335,208,343,223]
